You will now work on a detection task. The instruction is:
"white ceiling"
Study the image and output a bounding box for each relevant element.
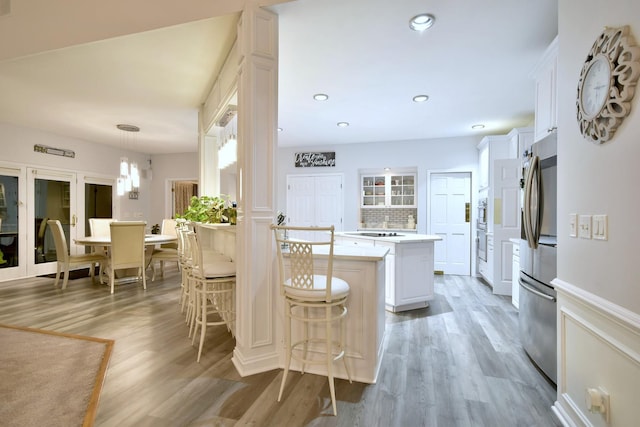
[0,0,558,154]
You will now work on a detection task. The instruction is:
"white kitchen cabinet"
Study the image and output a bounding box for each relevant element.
[361,173,415,208]
[532,36,558,143]
[508,127,534,160]
[485,234,494,284]
[335,234,436,312]
[511,242,520,309]
[477,135,511,193]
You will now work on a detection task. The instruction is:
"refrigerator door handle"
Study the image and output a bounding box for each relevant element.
[523,155,540,249]
[519,278,556,302]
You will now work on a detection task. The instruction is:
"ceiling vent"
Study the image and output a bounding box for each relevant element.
[216,105,237,128]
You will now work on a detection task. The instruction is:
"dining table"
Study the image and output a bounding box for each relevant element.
[74,234,178,283]
[74,233,177,247]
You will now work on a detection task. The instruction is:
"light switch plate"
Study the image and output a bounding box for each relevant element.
[593,215,608,240]
[569,213,578,237]
[579,215,592,239]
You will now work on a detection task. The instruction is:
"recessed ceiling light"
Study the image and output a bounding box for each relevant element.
[313,93,329,101]
[337,122,349,128]
[409,14,435,32]
[471,124,485,130]
[413,94,429,102]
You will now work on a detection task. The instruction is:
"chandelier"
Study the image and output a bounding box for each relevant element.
[218,115,237,170]
[219,131,237,169]
[116,124,141,197]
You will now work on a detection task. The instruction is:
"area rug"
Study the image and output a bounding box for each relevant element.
[0,324,114,427]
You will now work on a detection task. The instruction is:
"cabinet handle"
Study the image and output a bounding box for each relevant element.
[465,202,470,223]
[547,126,557,133]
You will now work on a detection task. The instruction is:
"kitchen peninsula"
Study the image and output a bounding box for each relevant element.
[334,232,442,312]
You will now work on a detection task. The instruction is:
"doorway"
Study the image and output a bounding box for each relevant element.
[429,172,472,275]
[171,180,198,218]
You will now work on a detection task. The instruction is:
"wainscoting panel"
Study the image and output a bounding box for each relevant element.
[552,279,640,427]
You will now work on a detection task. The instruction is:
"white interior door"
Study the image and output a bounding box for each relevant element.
[492,158,521,292]
[313,174,343,228]
[286,174,343,240]
[429,172,471,275]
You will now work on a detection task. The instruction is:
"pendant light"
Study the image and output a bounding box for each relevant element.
[116,124,140,196]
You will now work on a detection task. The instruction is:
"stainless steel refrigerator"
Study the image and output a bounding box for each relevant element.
[519,134,557,384]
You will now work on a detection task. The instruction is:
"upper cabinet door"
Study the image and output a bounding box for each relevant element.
[361,173,416,208]
[532,36,558,142]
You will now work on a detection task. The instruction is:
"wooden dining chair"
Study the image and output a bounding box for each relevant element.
[150,218,179,280]
[88,218,115,283]
[47,220,107,290]
[107,221,147,294]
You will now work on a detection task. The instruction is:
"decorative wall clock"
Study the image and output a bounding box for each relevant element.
[576,25,640,144]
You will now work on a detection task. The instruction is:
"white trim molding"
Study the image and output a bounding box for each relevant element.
[552,278,640,427]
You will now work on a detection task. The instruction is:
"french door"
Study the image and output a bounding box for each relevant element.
[0,166,115,282]
[27,168,79,277]
[286,174,343,241]
[0,165,27,280]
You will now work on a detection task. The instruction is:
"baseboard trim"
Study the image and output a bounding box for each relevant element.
[231,347,279,378]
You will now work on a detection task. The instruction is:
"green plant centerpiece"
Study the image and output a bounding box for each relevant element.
[177,195,237,224]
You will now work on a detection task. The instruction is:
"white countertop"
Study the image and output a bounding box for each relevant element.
[357,227,417,232]
[335,231,442,243]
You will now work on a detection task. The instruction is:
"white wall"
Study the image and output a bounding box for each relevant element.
[557,0,640,313]
[552,2,640,425]
[0,122,152,221]
[276,135,481,233]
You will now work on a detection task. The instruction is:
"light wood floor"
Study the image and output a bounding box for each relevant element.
[0,268,561,427]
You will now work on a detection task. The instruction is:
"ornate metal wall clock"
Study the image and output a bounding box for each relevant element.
[576,25,640,144]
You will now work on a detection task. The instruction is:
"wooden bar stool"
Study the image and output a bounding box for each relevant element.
[271,224,352,416]
[186,231,235,362]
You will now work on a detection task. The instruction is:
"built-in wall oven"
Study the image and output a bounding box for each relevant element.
[477,198,488,262]
[519,134,557,384]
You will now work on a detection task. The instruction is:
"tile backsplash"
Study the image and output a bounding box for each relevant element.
[360,208,417,229]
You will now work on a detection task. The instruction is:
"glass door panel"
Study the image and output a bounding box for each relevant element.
[0,166,26,280]
[83,180,114,254]
[27,168,77,276]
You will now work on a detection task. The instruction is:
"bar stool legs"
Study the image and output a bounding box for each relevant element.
[277,298,351,416]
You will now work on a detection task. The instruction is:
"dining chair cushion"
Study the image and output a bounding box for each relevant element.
[284,275,350,301]
[151,247,178,256]
[203,252,231,263]
[199,260,236,278]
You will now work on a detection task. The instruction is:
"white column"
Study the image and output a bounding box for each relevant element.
[231,3,279,376]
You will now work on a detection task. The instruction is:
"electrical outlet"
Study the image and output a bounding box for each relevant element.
[579,215,592,239]
[569,213,578,237]
[593,215,608,240]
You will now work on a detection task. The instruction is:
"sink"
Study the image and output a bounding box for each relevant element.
[346,232,403,237]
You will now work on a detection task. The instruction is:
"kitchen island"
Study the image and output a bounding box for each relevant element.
[334,232,442,312]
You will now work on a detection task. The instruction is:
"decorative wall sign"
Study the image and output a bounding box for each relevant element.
[576,25,640,144]
[33,144,75,158]
[294,152,336,167]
